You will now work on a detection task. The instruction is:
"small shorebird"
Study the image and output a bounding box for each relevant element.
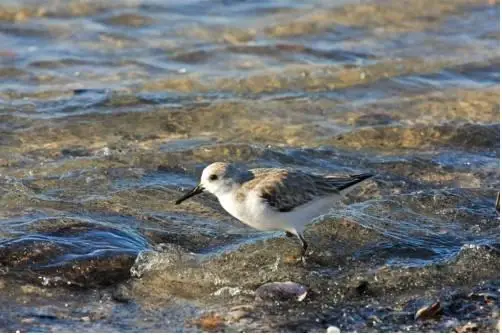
[175,162,373,260]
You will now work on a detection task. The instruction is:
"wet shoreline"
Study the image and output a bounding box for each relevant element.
[0,0,500,332]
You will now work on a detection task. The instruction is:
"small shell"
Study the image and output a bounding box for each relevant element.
[415,301,441,320]
[255,281,307,302]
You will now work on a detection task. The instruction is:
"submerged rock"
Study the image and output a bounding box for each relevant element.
[130,243,200,278]
[0,236,137,288]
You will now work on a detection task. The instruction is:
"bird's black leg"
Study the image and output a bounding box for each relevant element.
[298,234,308,257]
[297,234,309,266]
[285,230,308,265]
[284,231,307,251]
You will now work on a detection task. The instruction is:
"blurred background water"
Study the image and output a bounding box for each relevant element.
[0,0,499,332]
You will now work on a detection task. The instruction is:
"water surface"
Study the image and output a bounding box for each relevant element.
[0,0,499,332]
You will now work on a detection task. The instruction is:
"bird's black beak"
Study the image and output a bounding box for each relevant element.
[175,184,204,204]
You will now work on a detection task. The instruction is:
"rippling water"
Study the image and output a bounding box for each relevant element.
[0,0,499,332]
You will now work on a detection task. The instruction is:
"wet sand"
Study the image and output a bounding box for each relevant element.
[0,0,499,332]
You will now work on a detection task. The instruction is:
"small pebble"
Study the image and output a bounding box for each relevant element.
[368,315,382,324]
[442,319,459,329]
[112,284,132,303]
[327,325,341,333]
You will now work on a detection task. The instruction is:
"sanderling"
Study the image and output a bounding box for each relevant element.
[175,162,373,260]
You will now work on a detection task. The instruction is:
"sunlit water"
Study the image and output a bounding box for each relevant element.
[0,0,499,332]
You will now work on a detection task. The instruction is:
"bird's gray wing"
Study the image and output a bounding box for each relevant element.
[244,170,373,212]
[256,171,319,212]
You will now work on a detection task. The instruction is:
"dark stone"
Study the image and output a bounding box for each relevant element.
[61,147,92,157]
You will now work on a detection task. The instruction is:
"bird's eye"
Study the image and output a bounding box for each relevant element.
[209,174,218,181]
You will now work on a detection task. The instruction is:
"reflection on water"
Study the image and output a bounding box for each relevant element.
[0,0,499,332]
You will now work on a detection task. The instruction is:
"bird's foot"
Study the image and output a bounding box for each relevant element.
[283,251,311,266]
[283,231,310,266]
[284,254,300,265]
[283,253,309,265]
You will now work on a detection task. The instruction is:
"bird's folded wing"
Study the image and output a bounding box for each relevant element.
[249,171,372,212]
[257,171,319,212]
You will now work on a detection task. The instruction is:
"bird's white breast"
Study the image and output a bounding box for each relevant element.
[218,190,340,233]
[217,190,282,231]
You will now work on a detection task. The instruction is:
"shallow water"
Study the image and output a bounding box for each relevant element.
[0,0,499,332]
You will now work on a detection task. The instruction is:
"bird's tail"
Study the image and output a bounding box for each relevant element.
[332,173,373,196]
